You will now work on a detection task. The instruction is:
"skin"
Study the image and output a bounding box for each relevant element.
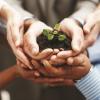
[0,1,98,70]
[0,1,98,87]
[0,65,18,89]
[23,16,99,66]
[17,52,91,86]
[83,4,100,48]
[51,6,100,63]
[0,2,53,69]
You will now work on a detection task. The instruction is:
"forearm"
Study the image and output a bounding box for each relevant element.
[0,65,18,88]
[71,0,98,25]
[75,66,100,100]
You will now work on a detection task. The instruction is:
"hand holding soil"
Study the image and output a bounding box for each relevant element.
[21,23,91,86]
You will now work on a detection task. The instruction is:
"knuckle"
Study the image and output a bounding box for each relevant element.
[77,28,83,34]
[60,18,68,26]
[87,37,96,46]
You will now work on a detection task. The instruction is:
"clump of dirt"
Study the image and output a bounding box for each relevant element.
[37,24,72,51]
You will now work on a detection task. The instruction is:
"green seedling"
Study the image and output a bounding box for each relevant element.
[42,24,67,42]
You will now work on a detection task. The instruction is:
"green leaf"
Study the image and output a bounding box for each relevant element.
[43,29,51,37]
[53,30,58,35]
[47,34,54,40]
[54,24,60,31]
[58,35,66,41]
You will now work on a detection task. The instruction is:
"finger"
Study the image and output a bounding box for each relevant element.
[42,60,67,77]
[25,70,40,78]
[32,48,53,60]
[57,50,77,59]
[16,59,20,65]
[53,49,60,54]
[49,79,74,86]
[31,59,50,76]
[24,34,39,56]
[31,59,41,69]
[23,70,40,79]
[42,60,59,76]
[17,59,30,69]
[17,61,40,78]
[10,22,23,47]
[60,19,84,52]
[83,24,100,50]
[7,26,32,69]
[83,18,95,34]
[66,54,84,65]
[50,55,66,65]
[60,66,85,79]
[15,48,32,69]
[71,27,84,52]
[32,78,64,84]
[26,21,52,37]
[63,79,74,86]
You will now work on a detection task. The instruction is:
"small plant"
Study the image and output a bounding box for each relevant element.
[36,24,72,76]
[37,24,71,51]
[42,24,67,41]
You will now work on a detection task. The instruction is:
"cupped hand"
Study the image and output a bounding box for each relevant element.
[40,53,91,80]
[6,11,31,68]
[23,20,53,60]
[16,60,74,86]
[60,18,84,53]
[83,7,100,49]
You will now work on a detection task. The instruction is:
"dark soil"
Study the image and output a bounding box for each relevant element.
[37,34,72,51]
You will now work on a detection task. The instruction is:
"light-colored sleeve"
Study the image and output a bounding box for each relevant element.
[71,0,99,25]
[4,0,22,7]
[75,66,100,100]
[0,0,35,19]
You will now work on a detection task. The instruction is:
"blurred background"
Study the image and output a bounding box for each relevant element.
[0,0,86,100]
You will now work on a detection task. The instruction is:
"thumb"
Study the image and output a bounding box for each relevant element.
[24,34,39,58]
[71,28,84,53]
[83,24,100,49]
[31,37,39,55]
[83,18,95,34]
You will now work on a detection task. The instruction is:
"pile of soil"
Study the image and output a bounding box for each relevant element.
[37,32,72,51]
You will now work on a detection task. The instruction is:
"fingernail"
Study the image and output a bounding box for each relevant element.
[73,45,80,52]
[34,72,40,77]
[29,66,33,70]
[68,58,73,65]
[84,27,90,34]
[15,41,20,47]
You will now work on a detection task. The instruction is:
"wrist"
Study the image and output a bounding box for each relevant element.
[0,4,17,22]
[76,65,93,82]
[12,65,20,78]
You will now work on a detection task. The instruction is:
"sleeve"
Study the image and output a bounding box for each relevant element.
[75,65,100,100]
[4,0,22,7]
[0,0,36,19]
[70,0,99,25]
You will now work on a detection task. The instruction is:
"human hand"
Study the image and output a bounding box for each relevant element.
[60,18,84,53]
[83,7,100,49]
[23,20,53,60]
[51,12,100,63]
[6,9,31,68]
[50,18,84,61]
[40,53,91,80]
[49,52,91,86]
[16,60,74,86]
